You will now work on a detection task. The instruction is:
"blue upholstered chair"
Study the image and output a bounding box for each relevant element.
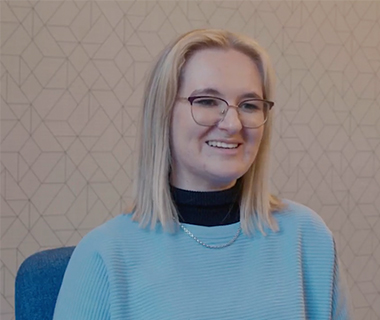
[15,247,75,320]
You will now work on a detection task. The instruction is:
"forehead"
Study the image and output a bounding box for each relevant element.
[180,48,263,97]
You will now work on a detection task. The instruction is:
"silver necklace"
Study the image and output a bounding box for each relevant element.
[179,223,242,249]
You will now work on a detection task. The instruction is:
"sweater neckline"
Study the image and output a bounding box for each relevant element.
[170,181,241,226]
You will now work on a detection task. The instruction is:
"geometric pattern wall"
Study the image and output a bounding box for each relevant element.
[1,1,379,319]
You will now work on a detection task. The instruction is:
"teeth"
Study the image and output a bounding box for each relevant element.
[207,141,238,149]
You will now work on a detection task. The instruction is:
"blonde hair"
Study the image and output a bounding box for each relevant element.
[132,29,284,235]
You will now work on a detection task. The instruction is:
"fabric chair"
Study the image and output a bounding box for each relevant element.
[15,247,75,320]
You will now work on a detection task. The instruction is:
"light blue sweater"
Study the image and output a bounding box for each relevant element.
[53,201,352,319]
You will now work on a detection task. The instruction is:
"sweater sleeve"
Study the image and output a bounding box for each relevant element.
[293,203,353,319]
[331,247,353,320]
[53,234,110,320]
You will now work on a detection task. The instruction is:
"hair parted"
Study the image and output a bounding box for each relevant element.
[132,28,284,235]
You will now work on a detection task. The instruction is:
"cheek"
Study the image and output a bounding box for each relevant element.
[171,122,200,161]
[245,129,264,158]
[170,109,187,146]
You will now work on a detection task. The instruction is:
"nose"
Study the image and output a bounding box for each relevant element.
[217,106,243,133]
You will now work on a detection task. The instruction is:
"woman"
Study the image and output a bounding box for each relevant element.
[53,29,351,319]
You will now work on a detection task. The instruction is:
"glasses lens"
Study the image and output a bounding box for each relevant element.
[238,100,267,128]
[191,97,226,126]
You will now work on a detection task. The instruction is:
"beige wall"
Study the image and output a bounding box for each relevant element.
[1,1,380,319]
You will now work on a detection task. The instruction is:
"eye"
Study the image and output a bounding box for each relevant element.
[239,100,263,112]
[192,97,220,107]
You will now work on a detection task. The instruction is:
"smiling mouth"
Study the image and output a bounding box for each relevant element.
[206,141,239,149]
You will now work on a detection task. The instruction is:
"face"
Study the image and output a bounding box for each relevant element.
[170,48,265,191]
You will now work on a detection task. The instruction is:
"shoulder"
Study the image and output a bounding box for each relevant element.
[72,213,137,255]
[53,216,136,319]
[274,200,334,244]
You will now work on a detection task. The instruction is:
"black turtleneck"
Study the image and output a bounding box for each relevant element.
[170,181,241,226]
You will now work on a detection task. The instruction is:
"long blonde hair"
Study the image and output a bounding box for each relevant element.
[132,29,284,235]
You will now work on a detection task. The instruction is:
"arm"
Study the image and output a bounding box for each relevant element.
[53,235,110,320]
[331,246,353,320]
[295,205,353,319]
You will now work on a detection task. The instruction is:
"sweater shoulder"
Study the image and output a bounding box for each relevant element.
[275,200,334,243]
[74,213,136,252]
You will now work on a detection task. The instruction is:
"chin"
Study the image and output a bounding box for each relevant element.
[209,171,246,187]
[217,165,248,178]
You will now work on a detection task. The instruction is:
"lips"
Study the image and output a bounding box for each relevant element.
[206,140,239,149]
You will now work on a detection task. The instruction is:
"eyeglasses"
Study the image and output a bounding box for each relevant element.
[178,96,274,129]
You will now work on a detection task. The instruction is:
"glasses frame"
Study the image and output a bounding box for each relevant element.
[178,96,274,129]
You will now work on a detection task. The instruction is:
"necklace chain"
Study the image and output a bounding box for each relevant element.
[179,223,241,249]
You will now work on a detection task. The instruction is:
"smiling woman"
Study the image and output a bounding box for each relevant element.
[133,30,283,235]
[52,29,352,320]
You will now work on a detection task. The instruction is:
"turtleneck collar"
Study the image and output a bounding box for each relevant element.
[170,181,241,227]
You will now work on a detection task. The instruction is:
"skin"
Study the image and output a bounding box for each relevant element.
[170,48,264,191]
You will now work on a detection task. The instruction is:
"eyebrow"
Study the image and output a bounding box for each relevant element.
[190,88,263,100]
[190,88,221,96]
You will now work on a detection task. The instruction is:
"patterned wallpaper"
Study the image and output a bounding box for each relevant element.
[1,1,379,319]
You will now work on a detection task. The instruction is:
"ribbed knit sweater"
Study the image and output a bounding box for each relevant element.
[53,199,352,320]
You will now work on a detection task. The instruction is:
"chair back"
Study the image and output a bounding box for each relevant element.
[15,247,75,320]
